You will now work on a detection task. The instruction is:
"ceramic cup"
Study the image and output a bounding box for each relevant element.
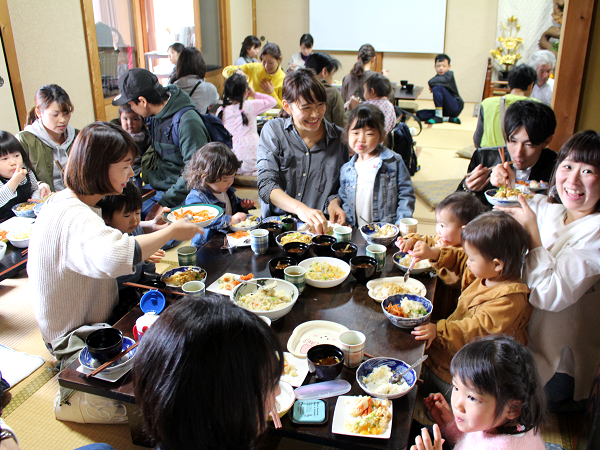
[250,229,269,255]
[182,280,205,298]
[333,226,352,243]
[133,312,160,340]
[366,244,387,272]
[177,246,198,266]
[399,218,418,236]
[339,330,366,368]
[284,265,306,294]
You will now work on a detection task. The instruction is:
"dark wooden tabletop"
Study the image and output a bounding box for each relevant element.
[59,229,437,449]
[394,85,424,102]
[0,243,27,282]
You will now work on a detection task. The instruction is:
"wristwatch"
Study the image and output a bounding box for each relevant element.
[462,178,474,193]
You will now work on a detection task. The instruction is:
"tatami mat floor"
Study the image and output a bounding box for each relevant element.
[0,101,574,449]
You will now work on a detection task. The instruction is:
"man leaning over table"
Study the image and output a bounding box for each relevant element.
[457,100,557,208]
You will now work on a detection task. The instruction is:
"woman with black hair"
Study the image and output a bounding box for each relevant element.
[133,296,283,450]
[235,35,261,65]
[305,52,346,127]
[172,47,220,114]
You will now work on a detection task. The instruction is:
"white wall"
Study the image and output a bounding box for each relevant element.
[7,0,95,130]
[229,0,254,63]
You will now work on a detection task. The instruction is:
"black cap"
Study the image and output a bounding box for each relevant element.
[112,68,161,106]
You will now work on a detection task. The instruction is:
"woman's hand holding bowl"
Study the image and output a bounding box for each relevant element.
[495,195,543,249]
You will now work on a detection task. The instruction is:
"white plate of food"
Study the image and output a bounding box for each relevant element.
[366,276,427,302]
[281,352,309,387]
[484,188,533,207]
[206,273,254,295]
[525,180,549,192]
[332,396,393,439]
[270,380,295,419]
[226,230,251,247]
[162,203,223,228]
[286,320,349,358]
[229,215,261,232]
[298,257,350,288]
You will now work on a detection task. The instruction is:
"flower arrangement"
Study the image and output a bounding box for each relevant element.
[491,16,524,73]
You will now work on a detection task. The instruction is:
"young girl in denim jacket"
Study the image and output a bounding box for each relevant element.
[184,142,255,248]
[338,104,415,228]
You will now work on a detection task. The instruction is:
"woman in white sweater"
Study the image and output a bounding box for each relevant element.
[27,122,198,348]
[499,130,600,412]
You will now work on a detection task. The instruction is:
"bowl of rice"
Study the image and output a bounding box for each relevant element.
[360,222,399,246]
[229,215,261,232]
[11,202,36,218]
[381,294,432,328]
[7,226,33,248]
[356,357,418,399]
[298,257,350,288]
[276,231,314,249]
[231,278,299,320]
[392,252,433,275]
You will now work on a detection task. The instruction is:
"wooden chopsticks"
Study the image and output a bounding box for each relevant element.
[271,407,282,428]
[122,281,185,296]
[21,249,28,257]
[85,341,139,378]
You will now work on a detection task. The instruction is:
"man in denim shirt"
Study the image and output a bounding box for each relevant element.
[257,70,349,235]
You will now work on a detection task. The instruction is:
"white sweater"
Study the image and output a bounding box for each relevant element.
[524,195,600,400]
[27,193,136,343]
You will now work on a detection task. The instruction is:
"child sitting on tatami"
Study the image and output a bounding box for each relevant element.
[417,54,463,125]
[184,142,255,248]
[410,211,532,396]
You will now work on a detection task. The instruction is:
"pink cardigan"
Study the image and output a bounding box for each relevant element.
[443,420,546,450]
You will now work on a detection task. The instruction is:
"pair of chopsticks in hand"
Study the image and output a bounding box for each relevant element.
[498,149,515,187]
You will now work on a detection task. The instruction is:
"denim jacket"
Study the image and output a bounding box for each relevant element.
[338,147,415,227]
[186,187,248,247]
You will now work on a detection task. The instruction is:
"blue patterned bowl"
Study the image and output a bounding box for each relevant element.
[360,222,399,246]
[381,294,432,328]
[79,336,137,374]
[11,203,36,218]
[357,357,418,399]
[160,266,207,289]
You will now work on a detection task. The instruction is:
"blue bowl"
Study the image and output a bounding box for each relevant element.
[381,294,432,328]
[33,202,44,217]
[11,203,36,218]
[356,357,418,399]
[79,336,137,373]
[359,222,399,246]
[160,266,207,289]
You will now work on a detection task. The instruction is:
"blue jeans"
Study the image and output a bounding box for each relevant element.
[545,372,587,413]
[432,86,463,117]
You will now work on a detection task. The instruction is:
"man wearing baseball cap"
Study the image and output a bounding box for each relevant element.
[113,68,210,215]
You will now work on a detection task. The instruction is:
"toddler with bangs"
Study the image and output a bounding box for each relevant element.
[184,142,255,248]
[409,211,533,396]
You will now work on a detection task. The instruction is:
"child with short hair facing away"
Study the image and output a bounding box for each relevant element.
[0,131,50,220]
[118,104,150,186]
[348,73,396,136]
[338,104,415,228]
[184,143,255,247]
[217,73,277,176]
[418,54,463,125]
[96,181,166,290]
[411,211,532,392]
[412,336,546,450]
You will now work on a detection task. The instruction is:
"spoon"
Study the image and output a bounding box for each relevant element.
[389,355,428,384]
[403,256,417,282]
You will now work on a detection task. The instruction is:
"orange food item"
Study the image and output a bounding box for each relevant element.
[240,273,254,280]
[173,208,216,223]
[229,231,249,239]
[0,230,7,241]
[386,304,407,318]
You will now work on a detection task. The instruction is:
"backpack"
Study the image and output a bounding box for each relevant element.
[168,106,233,149]
[390,122,420,176]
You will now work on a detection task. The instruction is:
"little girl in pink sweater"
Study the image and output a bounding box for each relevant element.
[217,73,277,176]
[411,336,546,450]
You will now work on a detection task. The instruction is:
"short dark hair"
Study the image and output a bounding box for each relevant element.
[508,64,537,91]
[548,130,600,212]
[260,42,282,61]
[184,142,241,190]
[300,33,314,48]
[305,52,341,76]
[240,35,261,58]
[168,42,185,54]
[364,73,392,98]
[451,335,547,435]
[461,211,528,281]
[0,131,34,173]
[435,192,487,225]
[282,68,327,105]
[435,54,450,64]
[96,181,142,221]
[133,296,283,450]
[65,122,138,195]
[176,47,207,80]
[504,100,556,146]
[343,103,386,146]
[26,84,74,126]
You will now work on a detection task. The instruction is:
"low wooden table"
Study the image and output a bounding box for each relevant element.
[0,242,27,282]
[59,230,437,449]
[394,85,424,105]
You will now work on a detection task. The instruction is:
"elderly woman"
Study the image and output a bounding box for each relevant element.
[257,69,349,235]
[529,50,556,106]
[499,130,600,413]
